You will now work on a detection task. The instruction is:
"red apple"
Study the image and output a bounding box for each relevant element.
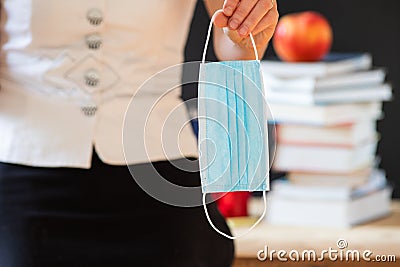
[273,11,333,62]
[215,192,250,217]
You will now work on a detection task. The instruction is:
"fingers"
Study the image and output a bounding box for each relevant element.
[251,5,279,36]
[223,0,240,17]
[215,0,278,42]
[236,0,275,36]
[227,0,258,30]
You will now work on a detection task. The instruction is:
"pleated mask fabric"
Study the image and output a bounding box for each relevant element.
[198,60,269,193]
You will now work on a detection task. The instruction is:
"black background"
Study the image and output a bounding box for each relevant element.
[183,0,400,198]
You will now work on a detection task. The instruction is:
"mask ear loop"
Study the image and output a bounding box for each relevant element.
[202,191,267,240]
[201,9,259,64]
[200,9,267,240]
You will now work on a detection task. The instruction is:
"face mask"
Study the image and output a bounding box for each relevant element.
[198,10,270,239]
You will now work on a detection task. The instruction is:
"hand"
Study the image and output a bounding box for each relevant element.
[213,0,279,49]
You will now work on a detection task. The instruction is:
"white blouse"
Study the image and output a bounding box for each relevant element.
[0,0,198,168]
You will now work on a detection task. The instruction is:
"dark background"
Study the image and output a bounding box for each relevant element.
[183,0,400,198]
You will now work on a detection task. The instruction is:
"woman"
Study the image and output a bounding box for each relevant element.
[0,0,278,266]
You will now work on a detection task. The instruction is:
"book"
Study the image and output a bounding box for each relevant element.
[266,83,392,106]
[266,187,392,228]
[261,53,372,78]
[288,167,372,188]
[268,102,382,126]
[263,68,386,93]
[271,169,386,201]
[273,141,377,173]
[276,120,377,147]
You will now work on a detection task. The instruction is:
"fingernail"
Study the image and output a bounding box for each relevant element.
[229,19,239,30]
[238,26,248,36]
[224,6,233,16]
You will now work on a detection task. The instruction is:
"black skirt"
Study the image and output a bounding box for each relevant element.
[0,153,234,267]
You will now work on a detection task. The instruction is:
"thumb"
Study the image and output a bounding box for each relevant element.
[213,12,229,28]
[224,27,245,43]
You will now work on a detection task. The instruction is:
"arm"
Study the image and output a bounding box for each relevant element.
[203,0,279,60]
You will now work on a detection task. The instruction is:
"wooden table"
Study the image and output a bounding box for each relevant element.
[229,201,400,267]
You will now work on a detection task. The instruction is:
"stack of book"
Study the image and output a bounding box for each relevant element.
[261,53,393,228]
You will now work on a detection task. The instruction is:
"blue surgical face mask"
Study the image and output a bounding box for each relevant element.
[198,10,270,239]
